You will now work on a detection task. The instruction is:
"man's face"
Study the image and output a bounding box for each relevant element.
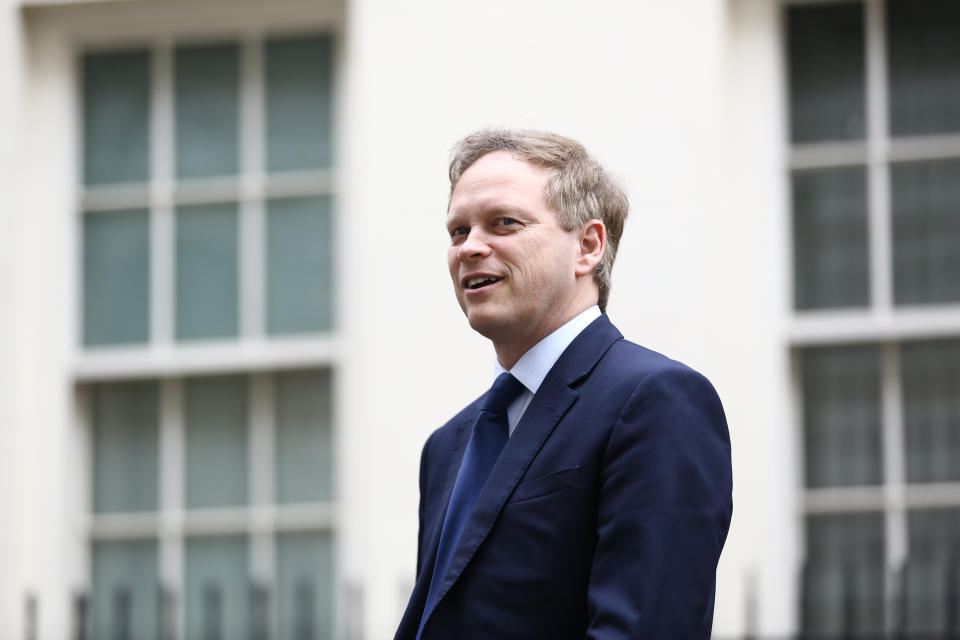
[447,151,584,354]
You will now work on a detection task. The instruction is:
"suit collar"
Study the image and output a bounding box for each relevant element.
[548,313,623,387]
[419,314,622,627]
[494,305,602,396]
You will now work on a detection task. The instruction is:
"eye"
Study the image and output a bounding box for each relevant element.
[497,217,518,227]
[449,226,469,240]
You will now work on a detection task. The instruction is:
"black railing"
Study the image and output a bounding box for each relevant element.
[67,578,329,640]
[30,561,960,640]
[793,557,960,640]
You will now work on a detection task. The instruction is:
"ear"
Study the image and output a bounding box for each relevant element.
[574,219,606,278]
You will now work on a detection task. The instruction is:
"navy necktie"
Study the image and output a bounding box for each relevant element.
[417,372,525,637]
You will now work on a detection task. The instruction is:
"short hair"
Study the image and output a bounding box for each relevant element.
[449,129,629,312]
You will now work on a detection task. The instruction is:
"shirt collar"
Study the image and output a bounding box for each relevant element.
[493,305,602,394]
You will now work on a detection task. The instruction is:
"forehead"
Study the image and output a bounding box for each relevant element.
[448,151,552,216]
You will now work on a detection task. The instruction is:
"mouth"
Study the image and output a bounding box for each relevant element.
[463,275,503,291]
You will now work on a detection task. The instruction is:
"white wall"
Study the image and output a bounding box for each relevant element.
[722,1,798,636]
[342,0,792,637]
[12,9,78,638]
[1,1,24,636]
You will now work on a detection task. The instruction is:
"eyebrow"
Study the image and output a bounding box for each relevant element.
[445,212,467,229]
[451,201,528,218]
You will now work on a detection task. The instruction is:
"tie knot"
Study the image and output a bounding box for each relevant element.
[482,372,526,413]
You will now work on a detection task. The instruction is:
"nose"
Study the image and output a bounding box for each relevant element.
[457,226,492,261]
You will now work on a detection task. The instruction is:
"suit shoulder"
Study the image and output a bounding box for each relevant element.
[589,340,726,430]
[603,338,718,393]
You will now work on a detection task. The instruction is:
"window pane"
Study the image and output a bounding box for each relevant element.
[175,43,240,179]
[267,196,334,335]
[176,203,239,340]
[91,540,159,639]
[906,508,960,633]
[804,513,885,634]
[83,210,150,346]
[787,4,865,143]
[802,345,882,487]
[793,168,870,310]
[185,376,248,509]
[902,339,960,483]
[92,381,158,513]
[888,0,960,136]
[276,370,333,504]
[83,49,150,185]
[277,531,333,640]
[266,35,334,172]
[891,159,960,305]
[184,536,248,640]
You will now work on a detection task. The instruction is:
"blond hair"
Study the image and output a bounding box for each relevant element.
[449,129,628,311]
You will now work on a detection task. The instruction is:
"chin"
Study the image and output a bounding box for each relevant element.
[465,308,511,341]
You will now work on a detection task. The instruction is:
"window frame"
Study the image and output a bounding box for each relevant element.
[784,0,960,633]
[74,29,340,378]
[65,7,345,636]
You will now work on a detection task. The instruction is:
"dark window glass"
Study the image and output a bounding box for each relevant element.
[787,3,866,143]
[906,509,960,633]
[793,167,870,310]
[802,345,882,488]
[804,513,886,634]
[184,376,249,509]
[276,370,333,504]
[892,159,960,305]
[902,339,960,483]
[175,203,239,340]
[91,540,159,637]
[175,43,240,178]
[83,49,150,185]
[277,532,334,639]
[266,35,334,172]
[184,536,249,638]
[92,381,159,513]
[888,0,960,136]
[83,210,150,346]
[267,196,334,334]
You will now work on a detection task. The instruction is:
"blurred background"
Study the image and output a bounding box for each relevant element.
[1,0,958,637]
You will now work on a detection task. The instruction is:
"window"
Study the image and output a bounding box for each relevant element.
[787,1,960,636]
[81,35,334,348]
[87,371,334,637]
[80,33,337,638]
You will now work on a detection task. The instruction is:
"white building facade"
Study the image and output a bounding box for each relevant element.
[2,0,958,638]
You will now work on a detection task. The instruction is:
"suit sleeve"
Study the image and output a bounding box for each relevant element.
[586,366,732,640]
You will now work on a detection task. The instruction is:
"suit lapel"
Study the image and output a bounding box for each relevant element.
[431,379,577,599]
[426,314,623,614]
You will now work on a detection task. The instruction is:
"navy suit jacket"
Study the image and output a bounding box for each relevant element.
[395,315,732,640]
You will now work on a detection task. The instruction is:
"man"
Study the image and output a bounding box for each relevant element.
[395,129,732,640]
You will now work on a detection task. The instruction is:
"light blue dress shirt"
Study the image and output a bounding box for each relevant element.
[493,305,601,435]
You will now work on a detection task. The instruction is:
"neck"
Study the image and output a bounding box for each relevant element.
[493,343,528,371]
[492,300,597,370]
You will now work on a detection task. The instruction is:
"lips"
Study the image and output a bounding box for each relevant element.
[462,275,503,290]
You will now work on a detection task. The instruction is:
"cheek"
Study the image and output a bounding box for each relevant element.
[447,248,459,278]
[517,244,566,287]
